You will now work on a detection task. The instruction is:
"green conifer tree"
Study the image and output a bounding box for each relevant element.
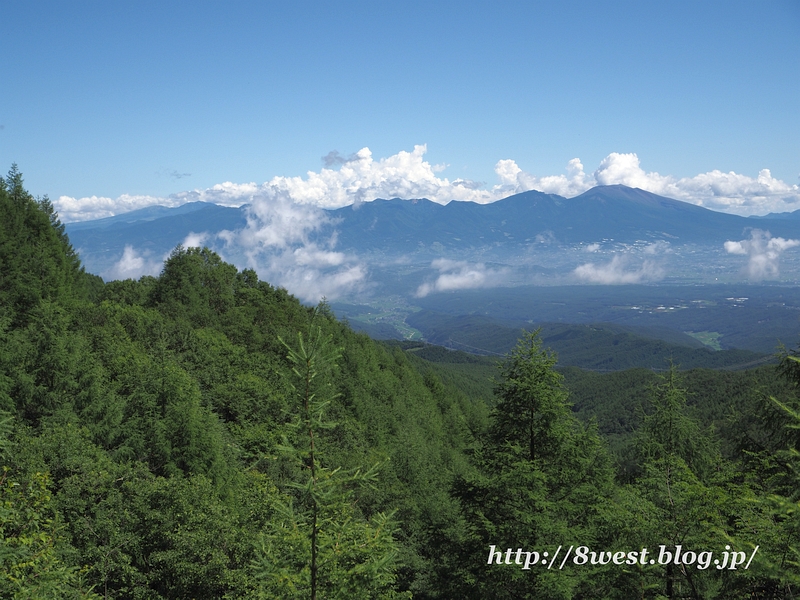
[440,331,614,599]
[251,311,408,599]
[621,368,730,599]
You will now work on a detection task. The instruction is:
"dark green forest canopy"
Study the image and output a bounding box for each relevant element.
[3,165,800,599]
[0,165,101,326]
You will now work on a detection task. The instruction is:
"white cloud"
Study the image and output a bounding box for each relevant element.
[291,247,346,267]
[723,241,748,255]
[256,145,498,208]
[237,193,333,250]
[644,241,672,255]
[594,153,673,190]
[493,157,592,198]
[415,259,509,297]
[724,229,800,281]
[573,255,664,284]
[103,245,164,281]
[262,261,367,304]
[55,194,179,222]
[494,152,800,216]
[534,230,557,245]
[219,190,367,303]
[182,231,209,248]
[172,181,261,207]
[55,147,800,223]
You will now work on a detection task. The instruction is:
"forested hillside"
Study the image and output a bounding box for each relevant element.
[3,166,800,598]
[0,167,484,598]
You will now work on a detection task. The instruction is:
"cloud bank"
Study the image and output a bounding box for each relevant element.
[724,229,800,281]
[103,245,164,281]
[415,259,509,297]
[218,190,366,303]
[496,153,800,216]
[573,255,665,284]
[55,146,800,222]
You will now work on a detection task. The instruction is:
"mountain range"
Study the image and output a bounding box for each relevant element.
[329,185,773,254]
[65,184,800,283]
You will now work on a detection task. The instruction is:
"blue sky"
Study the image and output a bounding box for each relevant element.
[2,0,799,220]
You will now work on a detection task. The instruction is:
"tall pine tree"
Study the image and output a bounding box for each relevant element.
[438,331,614,599]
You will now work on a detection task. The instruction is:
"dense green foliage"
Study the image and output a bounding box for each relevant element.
[4,165,800,598]
[432,333,616,599]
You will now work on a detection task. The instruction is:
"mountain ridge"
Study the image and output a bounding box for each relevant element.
[64,184,800,280]
[330,185,775,254]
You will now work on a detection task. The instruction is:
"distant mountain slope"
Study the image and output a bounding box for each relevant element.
[404,309,769,371]
[750,209,800,221]
[330,185,800,255]
[66,202,247,275]
[65,201,224,231]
